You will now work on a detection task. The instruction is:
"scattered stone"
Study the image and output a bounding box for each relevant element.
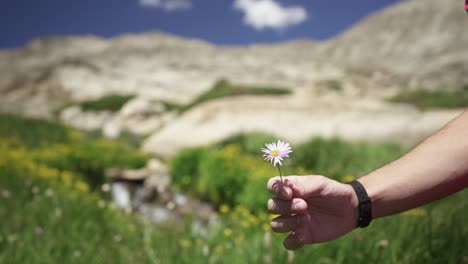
[54,208,62,218]
[101,183,111,193]
[35,227,44,236]
[102,120,121,139]
[73,250,81,258]
[105,158,215,231]
[32,186,39,195]
[45,189,54,197]
[1,190,11,199]
[377,239,389,249]
[98,200,106,208]
[114,234,122,242]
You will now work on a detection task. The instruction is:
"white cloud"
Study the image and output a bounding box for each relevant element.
[139,0,192,11]
[234,0,307,31]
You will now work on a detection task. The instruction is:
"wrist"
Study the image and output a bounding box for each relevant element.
[345,183,360,228]
[358,174,385,219]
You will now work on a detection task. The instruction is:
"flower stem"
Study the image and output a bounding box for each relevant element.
[277,166,283,183]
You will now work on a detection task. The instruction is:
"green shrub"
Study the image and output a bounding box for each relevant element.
[33,139,148,189]
[171,144,268,208]
[0,114,147,190]
[388,89,468,110]
[462,83,468,92]
[237,176,270,213]
[197,145,249,206]
[80,94,134,112]
[170,147,208,192]
[324,79,343,92]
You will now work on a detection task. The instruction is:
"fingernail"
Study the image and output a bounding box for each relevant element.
[284,233,303,250]
[292,200,306,211]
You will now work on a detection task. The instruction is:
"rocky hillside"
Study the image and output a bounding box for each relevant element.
[0,0,466,156]
[317,0,468,87]
[0,32,343,118]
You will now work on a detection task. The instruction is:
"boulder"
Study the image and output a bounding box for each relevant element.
[60,106,113,131]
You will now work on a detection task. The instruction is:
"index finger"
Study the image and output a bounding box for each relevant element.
[267,177,293,200]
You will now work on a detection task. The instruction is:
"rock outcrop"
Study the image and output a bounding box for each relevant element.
[142,91,462,157]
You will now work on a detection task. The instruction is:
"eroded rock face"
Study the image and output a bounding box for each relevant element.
[115,98,176,135]
[142,92,463,158]
[60,97,176,138]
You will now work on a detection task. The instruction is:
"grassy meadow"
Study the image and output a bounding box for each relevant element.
[1,114,467,263]
[388,87,468,110]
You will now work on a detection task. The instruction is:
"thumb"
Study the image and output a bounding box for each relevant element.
[267,176,293,200]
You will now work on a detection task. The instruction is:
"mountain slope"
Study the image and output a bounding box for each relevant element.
[317,0,468,87]
[0,32,341,118]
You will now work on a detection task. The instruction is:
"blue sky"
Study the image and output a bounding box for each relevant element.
[0,0,400,49]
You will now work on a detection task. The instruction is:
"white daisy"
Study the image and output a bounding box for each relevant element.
[261,140,292,167]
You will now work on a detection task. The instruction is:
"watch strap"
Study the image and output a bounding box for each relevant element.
[348,180,372,228]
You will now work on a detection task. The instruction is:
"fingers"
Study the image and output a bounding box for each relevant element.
[267,175,328,199]
[268,198,307,214]
[270,214,304,233]
[283,232,305,250]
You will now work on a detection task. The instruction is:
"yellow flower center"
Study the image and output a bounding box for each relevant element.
[272,149,279,156]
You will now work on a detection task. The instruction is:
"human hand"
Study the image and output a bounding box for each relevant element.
[267,175,359,250]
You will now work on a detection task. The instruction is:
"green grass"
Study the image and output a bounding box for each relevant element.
[388,89,468,110]
[0,113,75,148]
[179,79,291,113]
[0,156,192,263]
[1,118,467,263]
[293,137,404,180]
[80,94,135,112]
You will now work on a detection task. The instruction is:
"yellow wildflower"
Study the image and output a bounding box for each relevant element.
[341,174,355,183]
[75,181,89,192]
[403,208,428,217]
[220,204,230,214]
[223,228,233,237]
[179,239,192,249]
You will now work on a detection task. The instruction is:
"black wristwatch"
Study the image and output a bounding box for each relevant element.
[348,180,372,228]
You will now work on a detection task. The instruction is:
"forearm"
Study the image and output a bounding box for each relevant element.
[359,110,468,218]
